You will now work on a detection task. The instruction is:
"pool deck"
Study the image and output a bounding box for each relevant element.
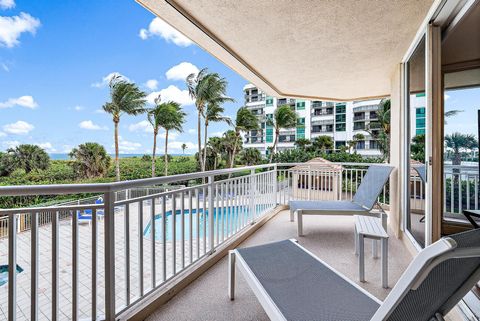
[0,201,206,321]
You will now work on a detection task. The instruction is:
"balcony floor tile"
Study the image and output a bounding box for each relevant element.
[146,210,412,321]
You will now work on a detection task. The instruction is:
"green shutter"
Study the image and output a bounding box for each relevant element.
[266,97,274,106]
[296,100,305,110]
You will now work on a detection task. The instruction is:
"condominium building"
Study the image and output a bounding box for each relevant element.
[244,84,426,157]
[244,84,383,157]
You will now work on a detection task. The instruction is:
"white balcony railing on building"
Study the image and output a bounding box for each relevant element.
[0,163,391,321]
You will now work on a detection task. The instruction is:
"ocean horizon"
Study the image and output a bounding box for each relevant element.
[49,153,191,160]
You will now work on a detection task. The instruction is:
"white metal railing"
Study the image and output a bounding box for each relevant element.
[443,165,480,217]
[0,162,389,321]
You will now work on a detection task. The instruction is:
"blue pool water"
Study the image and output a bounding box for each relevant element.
[0,264,23,287]
[143,205,263,241]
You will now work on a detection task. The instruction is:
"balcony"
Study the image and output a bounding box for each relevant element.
[312,108,334,116]
[0,162,474,320]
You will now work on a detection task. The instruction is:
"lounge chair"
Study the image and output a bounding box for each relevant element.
[228,228,480,321]
[77,197,105,225]
[289,165,393,236]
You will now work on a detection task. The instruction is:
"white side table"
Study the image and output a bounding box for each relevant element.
[354,214,389,288]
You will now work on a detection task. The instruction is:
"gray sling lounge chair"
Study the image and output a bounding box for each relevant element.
[289,165,393,236]
[228,228,480,321]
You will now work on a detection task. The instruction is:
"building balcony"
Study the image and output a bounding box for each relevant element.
[0,162,475,320]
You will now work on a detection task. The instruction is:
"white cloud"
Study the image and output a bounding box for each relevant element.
[144,79,158,90]
[168,141,197,151]
[73,105,84,111]
[187,128,196,134]
[128,121,179,140]
[116,137,142,153]
[129,120,152,133]
[79,120,108,130]
[0,0,15,9]
[0,12,40,48]
[1,62,9,72]
[3,120,34,135]
[0,95,38,109]
[444,93,450,100]
[37,142,56,152]
[62,144,73,153]
[0,131,5,137]
[209,131,225,138]
[2,140,19,149]
[159,131,178,140]
[91,72,130,88]
[146,85,194,106]
[139,17,193,47]
[165,62,199,81]
[94,109,106,114]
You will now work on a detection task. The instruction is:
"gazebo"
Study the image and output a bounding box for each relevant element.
[290,157,343,201]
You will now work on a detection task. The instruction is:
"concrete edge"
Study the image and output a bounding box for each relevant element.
[120,205,287,321]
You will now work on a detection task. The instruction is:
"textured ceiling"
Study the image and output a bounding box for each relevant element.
[138,0,435,100]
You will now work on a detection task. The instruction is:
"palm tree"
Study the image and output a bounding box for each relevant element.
[7,144,50,173]
[312,136,334,153]
[348,133,365,153]
[444,109,463,124]
[203,102,232,168]
[231,107,259,168]
[294,138,311,150]
[181,143,187,155]
[444,132,477,166]
[147,95,163,177]
[186,68,233,172]
[240,148,262,166]
[103,75,147,181]
[222,130,242,169]
[69,142,111,178]
[158,102,186,176]
[0,152,16,176]
[267,105,297,162]
[208,136,225,170]
[366,98,390,161]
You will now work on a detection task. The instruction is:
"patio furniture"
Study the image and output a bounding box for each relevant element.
[412,165,427,223]
[354,214,389,288]
[77,197,105,225]
[462,210,480,229]
[290,165,393,236]
[228,228,480,321]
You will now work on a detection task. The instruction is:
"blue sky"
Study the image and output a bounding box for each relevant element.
[445,87,480,136]
[0,0,248,154]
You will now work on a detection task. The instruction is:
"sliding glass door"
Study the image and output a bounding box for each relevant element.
[405,36,427,248]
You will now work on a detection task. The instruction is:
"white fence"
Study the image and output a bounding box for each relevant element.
[0,162,388,321]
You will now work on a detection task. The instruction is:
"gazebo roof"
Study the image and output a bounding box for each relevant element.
[291,157,343,172]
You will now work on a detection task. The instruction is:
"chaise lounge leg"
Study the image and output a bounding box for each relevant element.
[228,250,235,300]
[297,210,304,236]
[290,209,295,222]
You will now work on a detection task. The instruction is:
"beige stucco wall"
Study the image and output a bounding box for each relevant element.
[389,64,404,239]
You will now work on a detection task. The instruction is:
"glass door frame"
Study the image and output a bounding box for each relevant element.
[401,23,443,249]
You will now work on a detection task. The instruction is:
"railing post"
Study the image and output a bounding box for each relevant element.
[103,191,116,321]
[250,169,256,224]
[8,213,17,321]
[308,164,312,201]
[273,164,278,205]
[208,175,215,254]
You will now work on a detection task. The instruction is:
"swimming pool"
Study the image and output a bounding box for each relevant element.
[143,205,262,241]
[0,264,23,287]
